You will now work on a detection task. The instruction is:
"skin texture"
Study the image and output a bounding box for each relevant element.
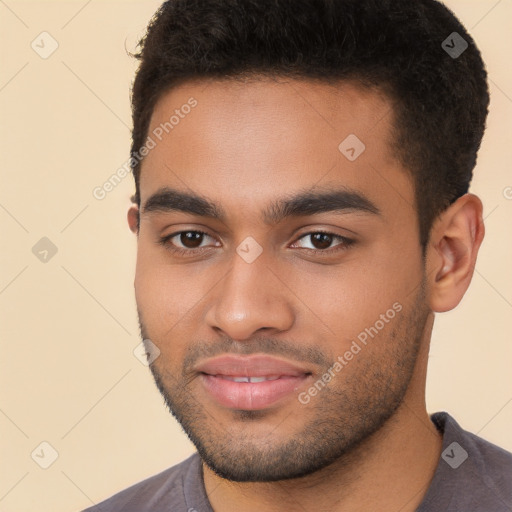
[128,78,484,511]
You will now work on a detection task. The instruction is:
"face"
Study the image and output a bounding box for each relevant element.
[129,78,431,482]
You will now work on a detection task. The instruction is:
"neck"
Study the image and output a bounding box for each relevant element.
[203,314,442,512]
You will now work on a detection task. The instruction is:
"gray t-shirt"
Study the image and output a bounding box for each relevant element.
[83,412,512,511]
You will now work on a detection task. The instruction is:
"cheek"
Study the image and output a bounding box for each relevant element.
[285,246,420,343]
[134,242,204,347]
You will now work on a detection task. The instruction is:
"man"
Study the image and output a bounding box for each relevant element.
[85,0,512,510]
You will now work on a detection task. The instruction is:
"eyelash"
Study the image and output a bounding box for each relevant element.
[158,230,355,257]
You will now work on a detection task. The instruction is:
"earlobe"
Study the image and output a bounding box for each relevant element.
[127,204,140,235]
[427,194,485,312]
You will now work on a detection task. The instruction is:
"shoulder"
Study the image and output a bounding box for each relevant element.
[433,411,512,476]
[456,417,512,507]
[418,412,512,512]
[82,453,205,512]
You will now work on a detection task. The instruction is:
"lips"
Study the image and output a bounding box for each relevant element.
[195,355,312,410]
[220,375,280,383]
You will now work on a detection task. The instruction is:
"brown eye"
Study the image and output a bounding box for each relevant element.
[158,230,220,256]
[179,231,205,248]
[309,233,334,250]
[293,231,352,252]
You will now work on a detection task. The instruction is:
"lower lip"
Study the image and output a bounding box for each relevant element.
[200,374,309,410]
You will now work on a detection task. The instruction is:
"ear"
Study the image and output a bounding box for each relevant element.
[425,193,485,313]
[127,204,140,235]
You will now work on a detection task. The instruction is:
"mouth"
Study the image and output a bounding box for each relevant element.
[195,355,313,410]
[215,375,281,383]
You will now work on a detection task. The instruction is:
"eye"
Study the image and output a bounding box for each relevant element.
[159,230,220,256]
[158,229,354,257]
[291,231,354,253]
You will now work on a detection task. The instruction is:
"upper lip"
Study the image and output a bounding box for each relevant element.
[195,355,312,378]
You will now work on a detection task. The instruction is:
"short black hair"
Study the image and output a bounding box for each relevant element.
[129,0,489,247]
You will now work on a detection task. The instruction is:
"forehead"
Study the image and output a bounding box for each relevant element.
[139,78,414,222]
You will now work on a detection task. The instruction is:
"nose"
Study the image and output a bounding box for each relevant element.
[204,254,295,341]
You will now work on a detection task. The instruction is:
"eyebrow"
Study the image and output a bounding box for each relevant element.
[141,186,380,224]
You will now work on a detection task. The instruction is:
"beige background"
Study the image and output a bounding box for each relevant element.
[0,1,511,510]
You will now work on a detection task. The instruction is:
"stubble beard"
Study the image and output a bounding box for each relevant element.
[140,282,429,482]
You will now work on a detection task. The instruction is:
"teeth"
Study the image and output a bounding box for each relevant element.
[220,375,280,383]
[253,375,281,382]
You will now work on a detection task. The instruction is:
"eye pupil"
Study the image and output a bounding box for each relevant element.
[181,231,203,248]
[311,233,332,249]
